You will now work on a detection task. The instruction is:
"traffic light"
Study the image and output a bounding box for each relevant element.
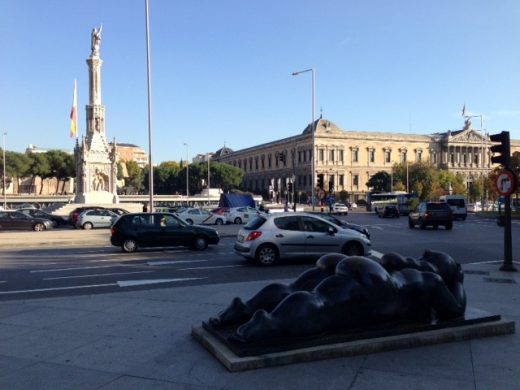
[288,182,293,192]
[317,175,323,188]
[490,131,511,167]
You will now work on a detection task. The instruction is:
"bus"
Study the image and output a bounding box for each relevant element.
[439,195,467,220]
[366,192,414,215]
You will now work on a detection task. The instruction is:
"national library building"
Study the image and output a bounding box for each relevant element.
[214,118,520,203]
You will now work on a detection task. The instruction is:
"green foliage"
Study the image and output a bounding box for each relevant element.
[367,171,391,192]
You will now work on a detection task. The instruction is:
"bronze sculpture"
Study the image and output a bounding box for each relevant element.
[209,250,466,343]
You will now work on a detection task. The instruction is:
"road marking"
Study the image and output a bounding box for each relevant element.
[43,271,154,281]
[0,277,206,295]
[31,264,125,273]
[177,265,247,271]
[466,260,520,265]
[116,277,205,287]
[147,260,208,266]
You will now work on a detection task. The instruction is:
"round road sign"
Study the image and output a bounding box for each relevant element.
[495,169,517,196]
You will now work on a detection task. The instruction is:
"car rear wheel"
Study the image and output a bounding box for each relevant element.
[33,223,46,232]
[234,217,242,224]
[419,219,426,230]
[445,222,453,230]
[122,239,138,253]
[83,222,93,230]
[408,218,415,228]
[192,236,208,251]
[342,241,364,256]
[256,244,278,266]
[215,218,224,225]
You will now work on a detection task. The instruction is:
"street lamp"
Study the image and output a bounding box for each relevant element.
[207,153,210,204]
[292,68,316,211]
[2,132,6,210]
[145,0,154,212]
[463,107,484,206]
[184,143,189,199]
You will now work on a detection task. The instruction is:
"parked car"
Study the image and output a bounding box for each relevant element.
[0,210,54,231]
[234,212,372,266]
[110,212,220,252]
[77,209,119,229]
[378,205,400,218]
[227,206,264,224]
[331,203,349,215]
[69,206,106,227]
[19,208,69,226]
[308,212,370,239]
[408,202,453,230]
[176,207,226,225]
[107,207,130,216]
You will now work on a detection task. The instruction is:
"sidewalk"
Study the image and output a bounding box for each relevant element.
[0,260,518,389]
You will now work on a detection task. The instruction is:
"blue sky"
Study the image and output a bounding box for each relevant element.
[2,1,519,164]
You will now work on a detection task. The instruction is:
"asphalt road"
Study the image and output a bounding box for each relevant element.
[0,211,517,300]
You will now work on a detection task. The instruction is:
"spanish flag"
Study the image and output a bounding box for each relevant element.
[70,79,78,138]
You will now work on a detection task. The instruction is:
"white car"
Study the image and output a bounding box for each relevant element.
[331,203,349,215]
[227,206,265,224]
[176,207,227,225]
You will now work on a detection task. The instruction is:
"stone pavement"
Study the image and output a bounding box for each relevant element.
[0,231,519,389]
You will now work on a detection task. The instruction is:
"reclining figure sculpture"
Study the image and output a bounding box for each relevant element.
[209,250,466,343]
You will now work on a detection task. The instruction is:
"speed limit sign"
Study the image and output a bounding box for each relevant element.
[495,169,517,196]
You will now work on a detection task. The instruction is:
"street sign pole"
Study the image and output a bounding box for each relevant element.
[495,169,517,272]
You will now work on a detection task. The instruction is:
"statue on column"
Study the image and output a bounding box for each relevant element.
[91,26,102,56]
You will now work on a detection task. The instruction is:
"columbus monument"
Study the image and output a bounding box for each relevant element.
[74,26,118,204]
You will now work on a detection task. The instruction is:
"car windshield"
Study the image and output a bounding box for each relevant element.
[427,203,450,210]
[244,215,267,230]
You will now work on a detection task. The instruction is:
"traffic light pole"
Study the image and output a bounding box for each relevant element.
[500,194,516,271]
[490,131,517,272]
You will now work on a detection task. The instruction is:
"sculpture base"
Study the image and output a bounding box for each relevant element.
[192,308,515,372]
[75,191,119,204]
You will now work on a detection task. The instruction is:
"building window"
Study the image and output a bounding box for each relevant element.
[319,149,324,162]
[353,174,359,187]
[450,153,455,164]
[432,152,437,164]
[339,174,344,186]
[417,151,422,162]
[339,150,344,163]
[329,150,335,162]
[352,149,359,163]
[385,150,391,163]
[268,155,272,168]
[369,149,375,163]
[401,151,407,163]
[255,158,258,170]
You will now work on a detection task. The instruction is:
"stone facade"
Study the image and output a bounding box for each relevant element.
[215,118,520,203]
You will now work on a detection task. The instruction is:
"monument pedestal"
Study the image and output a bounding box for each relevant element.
[75,191,119,204]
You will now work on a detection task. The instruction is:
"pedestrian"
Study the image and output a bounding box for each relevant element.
[142,203,148,212]
[284,201,289,212]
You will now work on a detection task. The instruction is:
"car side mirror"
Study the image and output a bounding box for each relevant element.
[328,226,336,235]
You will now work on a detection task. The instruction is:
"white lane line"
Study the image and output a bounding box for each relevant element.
[0,283,117,295]
[31,265,124,273]
[466,260,520,265]
[43,271,154,281]
[147,260,208,266]
[0,277,206,295]
[117,277,206,287]
[371,250,383,259]
[177,265,247,271]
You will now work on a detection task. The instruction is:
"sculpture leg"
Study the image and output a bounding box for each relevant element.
[209,283,294,326]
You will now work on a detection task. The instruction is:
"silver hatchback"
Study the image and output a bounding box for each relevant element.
[234,212,371,265]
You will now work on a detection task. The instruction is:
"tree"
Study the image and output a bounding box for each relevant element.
[5,151,31,192]
[367,171,391,192]
[27,153,51,194]
[46,150,75,194]
[210,162,244,192]
[125,161,143,194]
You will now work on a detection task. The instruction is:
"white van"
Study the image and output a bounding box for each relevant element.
[439,195,467,220]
